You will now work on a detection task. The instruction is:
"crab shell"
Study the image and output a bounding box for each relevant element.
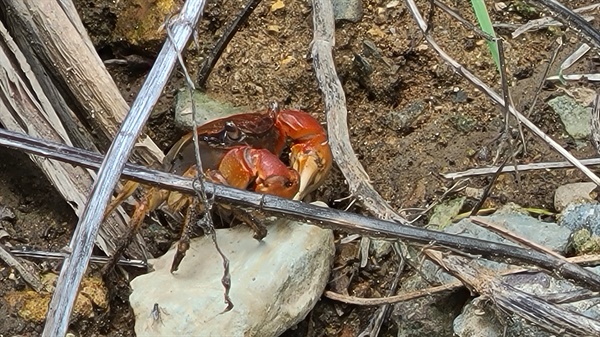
[164,111,281,176]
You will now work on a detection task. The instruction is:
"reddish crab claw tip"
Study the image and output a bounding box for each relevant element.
[292,141,333,201]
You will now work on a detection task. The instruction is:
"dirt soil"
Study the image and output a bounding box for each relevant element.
[1,0,600,336]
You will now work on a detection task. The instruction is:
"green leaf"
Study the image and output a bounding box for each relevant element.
[471,0,500,72]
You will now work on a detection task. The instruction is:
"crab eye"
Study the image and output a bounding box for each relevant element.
[224,121,244,141]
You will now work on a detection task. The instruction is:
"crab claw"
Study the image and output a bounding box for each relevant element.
[274,110,333,200]
[206,146,300,199]
[289,134,332,200]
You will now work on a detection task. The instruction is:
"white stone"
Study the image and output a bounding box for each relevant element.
[554,182,597,211]
[130,218,334,336]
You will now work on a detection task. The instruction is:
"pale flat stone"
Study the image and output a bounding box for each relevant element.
[554,182,597,211]
[174,89,244,129]
[130,218,334,336]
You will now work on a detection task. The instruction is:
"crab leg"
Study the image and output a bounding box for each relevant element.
[102,166,196,274]
[171,146,300,271]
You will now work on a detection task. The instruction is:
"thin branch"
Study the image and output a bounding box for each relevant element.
[3,128,600,292]
[324,254,600,306]
[196,0,263,88]
[311,0,407,222]
[526,37,562,118]
[405,0,600,186]
[469,157,508,216]
[443,157,600,179]
[42,1,206,336]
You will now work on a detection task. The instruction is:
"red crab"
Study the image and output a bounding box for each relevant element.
[163,107,332,200]
[103,106,332,270]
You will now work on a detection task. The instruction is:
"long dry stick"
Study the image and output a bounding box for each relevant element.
[325,254,600,306]
[443,158,600,179]
[4,128,600,294]
[42,1,207,336]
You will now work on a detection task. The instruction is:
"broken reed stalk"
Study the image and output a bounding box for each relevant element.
[1,0,97,152]
[1,0,165,165]
[0,19,146,257]
[41,1,207,336]
[428,251,600,336]
[4,128,600,296]
[310,0,408,223]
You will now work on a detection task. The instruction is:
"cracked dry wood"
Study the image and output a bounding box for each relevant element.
[310,0,408,224]
[0,16,146,258]
[3,0,165,166]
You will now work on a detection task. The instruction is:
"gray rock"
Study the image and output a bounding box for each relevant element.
[332,0,363,23]
[453,300,504,337]
[392,266,462,337]
[369,239,392,259]
[379,100,426,132]
[427,197,466,229]
[393,294,457,337]
[554,182,597,211]
[130,218,334,337]
[560,203,600,235]
[548,95,592,141]
[174,89,245,129]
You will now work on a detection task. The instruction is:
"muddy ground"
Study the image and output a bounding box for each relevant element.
[1,0,599,336]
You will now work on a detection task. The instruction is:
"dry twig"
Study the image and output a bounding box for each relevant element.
[3,128,600,294]
[40,1,207,336]
[310,0,408,223]
[405,0,600,186]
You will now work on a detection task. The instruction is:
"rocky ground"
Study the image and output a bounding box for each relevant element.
[1,0,600,336]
